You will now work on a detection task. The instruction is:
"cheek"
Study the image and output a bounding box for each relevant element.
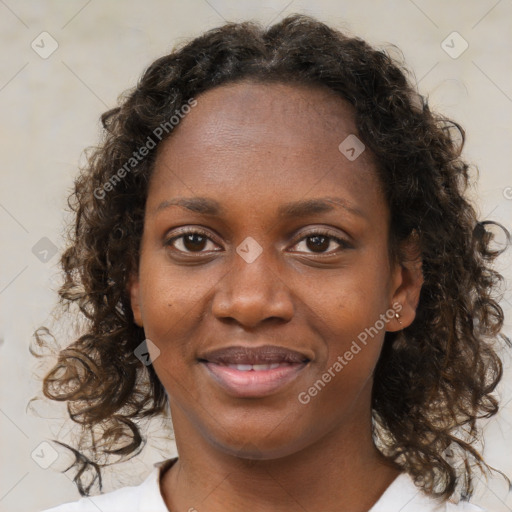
[315,262,391,341]
[299,299,386,421]
[138,254,215,332]
[304,257,391,388]
[323,336,383,396]
[137,263,211,380]
[314,307,385,398]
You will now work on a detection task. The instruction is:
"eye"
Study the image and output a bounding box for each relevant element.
[291,229,352,254]
[165,228,221,254]
[165,227,352,255]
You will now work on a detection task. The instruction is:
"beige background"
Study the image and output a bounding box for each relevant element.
[0,1,511,511]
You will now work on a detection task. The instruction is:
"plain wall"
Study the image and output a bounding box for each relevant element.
[0,1,511,511]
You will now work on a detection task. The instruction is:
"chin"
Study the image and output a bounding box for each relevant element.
[203,419,314,462]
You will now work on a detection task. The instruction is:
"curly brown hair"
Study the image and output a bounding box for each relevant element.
[34,13,510,501]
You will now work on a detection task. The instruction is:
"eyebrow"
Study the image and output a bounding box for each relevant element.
[153,196,365,219]
[154,197,222,216]
[277,197,364,219]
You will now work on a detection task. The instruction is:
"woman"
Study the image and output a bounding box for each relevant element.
[38,14,510,511]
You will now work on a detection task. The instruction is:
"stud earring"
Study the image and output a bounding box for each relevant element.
[395,310,403,327]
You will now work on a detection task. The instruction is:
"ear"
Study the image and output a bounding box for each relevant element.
[128,272,143,327]
[387,232,424,332]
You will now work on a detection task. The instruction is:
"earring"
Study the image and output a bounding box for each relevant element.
[395,310,403,327]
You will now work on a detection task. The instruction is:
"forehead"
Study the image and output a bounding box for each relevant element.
[148,81,383,218]
[166,80,362,151]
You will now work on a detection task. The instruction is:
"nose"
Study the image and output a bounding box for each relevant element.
[211,245,295,329]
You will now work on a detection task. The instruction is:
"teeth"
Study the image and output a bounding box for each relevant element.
[253,363,281,370]
[232,364,253,371]
[228,363,282,371]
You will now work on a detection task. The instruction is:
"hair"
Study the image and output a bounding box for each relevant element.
[33,13,510,502]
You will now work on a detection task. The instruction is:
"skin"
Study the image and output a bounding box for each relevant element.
[129,81,423,512]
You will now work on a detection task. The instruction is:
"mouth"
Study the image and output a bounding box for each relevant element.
[198,345,311,398]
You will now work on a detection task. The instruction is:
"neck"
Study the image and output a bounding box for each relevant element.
[160,404,401,512]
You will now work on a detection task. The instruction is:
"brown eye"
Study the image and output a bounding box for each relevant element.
[182,233,207,252]
[292,229,351,254]
[306,235,331,253]
[165,229,220,254]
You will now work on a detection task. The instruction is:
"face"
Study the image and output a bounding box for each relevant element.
[130,81,420,460]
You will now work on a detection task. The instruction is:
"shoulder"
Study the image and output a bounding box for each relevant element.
[446,502,487,511]
[39,458,176,512]
[40,484,144,512]
[370,472,488,512]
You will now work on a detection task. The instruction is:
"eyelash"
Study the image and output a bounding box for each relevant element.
[164,227,351,255]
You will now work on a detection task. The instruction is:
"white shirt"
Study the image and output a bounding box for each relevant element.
[41,458,486,512]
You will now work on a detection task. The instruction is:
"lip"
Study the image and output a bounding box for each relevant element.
[199,345,310,365]
[198,345,311,398]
